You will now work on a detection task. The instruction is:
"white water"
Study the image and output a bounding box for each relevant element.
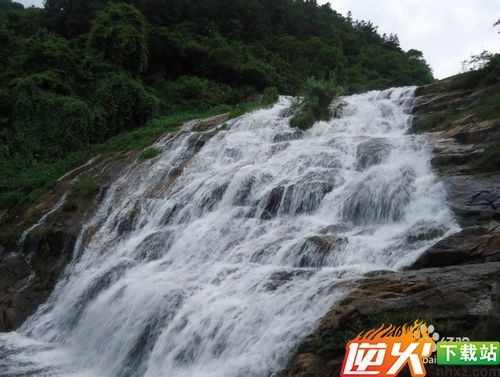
[0,88,458,377]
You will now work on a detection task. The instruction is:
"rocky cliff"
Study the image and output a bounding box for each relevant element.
[283,75,500,376]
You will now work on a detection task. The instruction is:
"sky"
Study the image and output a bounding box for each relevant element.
[16,0,500,79]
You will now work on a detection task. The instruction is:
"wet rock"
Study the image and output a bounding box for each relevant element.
[273,130,303,143]
[443,119,500,144]
[116,205,141,236]
[265,270,313,291]
[199,182,229,212]
[181,113,230,132]
[0,253,31,293]
[444,174,500,226]
[232,176,256,206]
[342,167,416,225]
[133,231,174,262]
[0,153,137,332]
[282,171,338,215]
[405,220,446,244]
[260,171,338,219]
[261,186,285,220]
[409,222,500,269]
[319,223,352,234]
[282,184,333,215]
[283,262,500,377]
[293,235,348,268]
[331,100,348,119]
[356,138,392,170]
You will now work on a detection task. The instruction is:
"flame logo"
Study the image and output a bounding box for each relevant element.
[354,320,432,342]
[341,321,436,377]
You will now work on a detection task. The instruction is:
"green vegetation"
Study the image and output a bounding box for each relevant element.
[138,147,161,163]
[290,77,344,130]
[0,0,434,218]
[71,177,98,199]
[262,86,279,106]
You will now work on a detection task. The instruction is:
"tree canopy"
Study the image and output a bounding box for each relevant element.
[0,0,435,211]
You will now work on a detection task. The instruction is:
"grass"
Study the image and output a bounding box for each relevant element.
[471,139,500,172]
[72,177,98,198]
[138,147,161,163]
[0,101,263,218]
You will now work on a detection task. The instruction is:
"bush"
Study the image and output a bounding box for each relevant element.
[290,77,344,130]
[138,147,161,162]
[92,72,158,140]
[262,86,279,106]
[70,176,98,199]
[156,76,238,111]
[12,76,93,162]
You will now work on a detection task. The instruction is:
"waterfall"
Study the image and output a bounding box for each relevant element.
[0,88,458,377]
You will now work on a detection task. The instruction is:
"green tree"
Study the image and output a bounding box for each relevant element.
[87,2,148,75]
[11,74,93,163]
[92,72,158,139]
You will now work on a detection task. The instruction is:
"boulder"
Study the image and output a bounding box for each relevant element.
[444,174,500,226]
[356,138,392,170]
[409,222,500,269]
[292,235,348,268]
[404,220,446,244]
[273,130,303,143]
[261,186,285,219]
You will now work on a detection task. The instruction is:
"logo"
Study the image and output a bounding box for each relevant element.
[341,321,435,377]
[437,341,500,366]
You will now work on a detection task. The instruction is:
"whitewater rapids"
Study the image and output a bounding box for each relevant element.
[0,88,458,377]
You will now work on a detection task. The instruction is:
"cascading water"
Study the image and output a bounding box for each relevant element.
[0,88,458,377]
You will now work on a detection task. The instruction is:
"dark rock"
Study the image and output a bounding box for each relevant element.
[0,153,137,332]
[409,222,500,269]
[265,270,313,291]
[261,186,285,220]
[444,174,500,226]
[342,167,416,225]
[292,235,348,268]
[233,176,256,206]
[281,177,336,215]
[273,130,303,143]
[405,220,446,244]
[356,138,392,170]
[283,262,500,377]
[319,223,352,234]
[182,113,230,132]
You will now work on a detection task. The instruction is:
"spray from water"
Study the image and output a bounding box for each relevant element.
[0,88,458,377]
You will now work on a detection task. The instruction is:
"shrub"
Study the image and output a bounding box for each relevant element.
[262,86,279,106]
[156,76,238,111]
[71,176,98,198]
[12,76,93,162]
[290,77,344,130]
[138,147,161,162]
[92,72,158,140]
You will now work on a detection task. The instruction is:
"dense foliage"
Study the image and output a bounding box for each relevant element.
[0,0,434,213]
[290,77,344,130]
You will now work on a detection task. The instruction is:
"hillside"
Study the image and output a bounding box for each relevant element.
[0,0,433,221]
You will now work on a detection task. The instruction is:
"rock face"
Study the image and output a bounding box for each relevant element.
[409,222,500,269]
[0,115,225,332]
[283,76,500,376]
[0,153,136,331]
[283,262,500,377]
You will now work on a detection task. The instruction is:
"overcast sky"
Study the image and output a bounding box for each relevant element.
[17,0,500,79]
